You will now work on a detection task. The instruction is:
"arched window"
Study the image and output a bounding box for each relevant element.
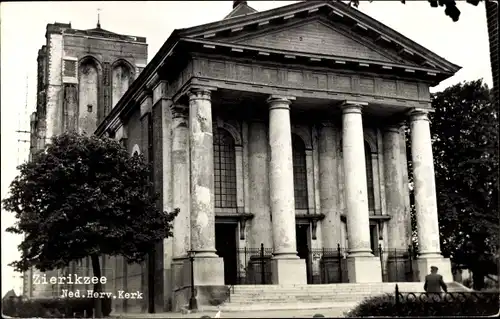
[78,58,100,135]
[214,128,237,208]
[365,141,375,212]
[111,61,134,108]
[292,134,308,210]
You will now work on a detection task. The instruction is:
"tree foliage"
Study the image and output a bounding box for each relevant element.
[3,131,178,272]
[405,80,498,287]
[348,0,485,22]
[430,80,498,260]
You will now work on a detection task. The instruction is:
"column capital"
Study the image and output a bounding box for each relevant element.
[340,101,368,114]
[187,86,217,101]
[267,95,295,110]
[409,108,433,122]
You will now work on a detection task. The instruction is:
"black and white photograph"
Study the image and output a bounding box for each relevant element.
[1,0,499,318]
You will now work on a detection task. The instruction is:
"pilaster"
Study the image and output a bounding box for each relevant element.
[318,122,342,248]
[382,122,410,281]
[248,121,273,249]
[171,104,191,290]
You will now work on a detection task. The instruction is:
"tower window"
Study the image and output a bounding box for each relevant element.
[87,104,93,113]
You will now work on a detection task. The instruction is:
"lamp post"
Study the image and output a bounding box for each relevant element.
[188,250,198,311]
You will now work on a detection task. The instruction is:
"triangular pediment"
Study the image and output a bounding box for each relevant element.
[231,19,399,64]
[178,0,460,74]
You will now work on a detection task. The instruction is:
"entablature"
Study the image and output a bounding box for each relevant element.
[182,55,431,108]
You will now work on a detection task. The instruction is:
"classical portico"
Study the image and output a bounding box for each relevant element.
[160,78,453,286]
[96,0,460,312]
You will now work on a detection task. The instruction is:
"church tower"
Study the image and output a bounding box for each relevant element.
[30,21,148,158]
[25,20,147,298]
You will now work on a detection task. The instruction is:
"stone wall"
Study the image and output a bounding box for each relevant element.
[45,33,64,141]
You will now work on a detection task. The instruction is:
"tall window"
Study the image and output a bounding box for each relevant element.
[365,141,375,212]
[292,134,308,210]
[214,128,237,208]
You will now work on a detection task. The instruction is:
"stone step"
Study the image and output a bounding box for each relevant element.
[231,283,466,292]
[221,282,471,312]
[220,301,358,312]
[228,296,376,303]
[230,288,466,295]
[230,292,392,297]
[229,292,380,298]
[231,285,423,291]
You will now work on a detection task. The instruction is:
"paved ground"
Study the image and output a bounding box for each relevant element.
[112,307,351,318]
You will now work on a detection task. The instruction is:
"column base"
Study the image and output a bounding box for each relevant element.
[347,256,382,283]
[193,255,225,286]
[416,257,452,282]
[271,258,307,285]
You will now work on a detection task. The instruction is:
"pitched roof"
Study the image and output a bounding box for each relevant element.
[177,0,459,73]
[95,0,461,136]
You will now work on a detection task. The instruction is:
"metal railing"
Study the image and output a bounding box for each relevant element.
[236,243,273,285]
[378,245,418,283]
[393,284,500,316]
[316,245,349,284]
[231,244,420,285]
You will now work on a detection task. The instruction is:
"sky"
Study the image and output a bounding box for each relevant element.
[0,1,493,296]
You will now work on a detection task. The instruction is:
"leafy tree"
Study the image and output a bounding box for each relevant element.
[348,0,485,22]
[406,80,498,288]
[430,80,498,289]
[2,132,178,317]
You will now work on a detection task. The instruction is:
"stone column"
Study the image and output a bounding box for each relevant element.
[248,121,273,249]
[187,88,224,286]
[409,109,452,282]
[267,95,307,285]
[341,102,382,283]
[383,123,410,281]
[171,104,191,292]
[318,123,342,248]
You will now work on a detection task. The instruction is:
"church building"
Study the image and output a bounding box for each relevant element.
[29,0,461,312]
[94,0,461,312]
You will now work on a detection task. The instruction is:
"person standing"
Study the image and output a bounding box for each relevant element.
[424,266,448,293]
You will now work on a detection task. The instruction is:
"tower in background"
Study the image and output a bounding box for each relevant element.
[29,21,148,159]
[25,21,148,298]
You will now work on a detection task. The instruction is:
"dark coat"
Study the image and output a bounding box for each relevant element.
[424,273,448,293]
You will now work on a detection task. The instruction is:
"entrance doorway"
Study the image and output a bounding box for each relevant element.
[296,223,312,284]
[215,223,238,285]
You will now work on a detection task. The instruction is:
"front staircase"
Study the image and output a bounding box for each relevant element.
[219,282,471,312]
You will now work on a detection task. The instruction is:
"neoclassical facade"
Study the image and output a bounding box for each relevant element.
[95,1,460,312]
